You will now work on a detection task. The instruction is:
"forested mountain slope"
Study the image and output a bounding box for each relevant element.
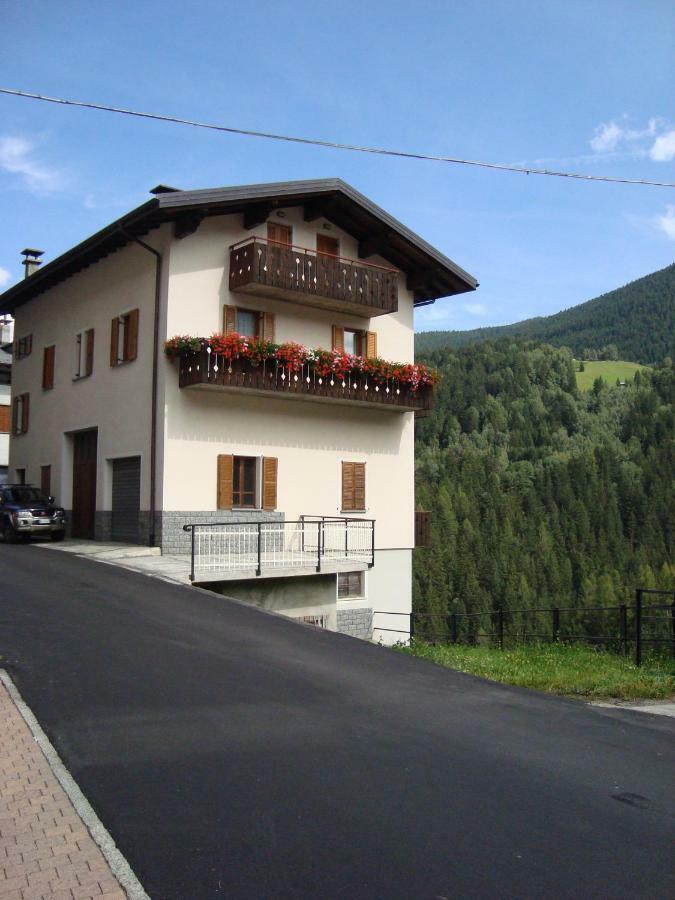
[416,264,675,364]
[414,340,674,621]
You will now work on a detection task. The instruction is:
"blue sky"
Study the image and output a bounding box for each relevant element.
[1,0,673,332]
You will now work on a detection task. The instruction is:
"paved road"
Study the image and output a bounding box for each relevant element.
[1,544,673,899]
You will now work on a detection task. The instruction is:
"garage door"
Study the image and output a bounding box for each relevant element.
[111,456,141,543]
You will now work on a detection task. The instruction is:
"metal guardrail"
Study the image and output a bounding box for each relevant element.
[183,516,375,582]
[374,589,675,666]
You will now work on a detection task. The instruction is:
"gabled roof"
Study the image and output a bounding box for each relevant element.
[0,178,477,313]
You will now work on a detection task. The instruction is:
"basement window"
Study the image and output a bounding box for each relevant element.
[338,571,365,599]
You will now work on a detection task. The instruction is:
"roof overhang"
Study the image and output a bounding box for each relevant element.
[0,178,477,314]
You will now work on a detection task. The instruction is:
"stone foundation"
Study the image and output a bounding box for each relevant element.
[336,606,373,640]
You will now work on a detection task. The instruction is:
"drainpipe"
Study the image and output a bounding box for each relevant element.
[118,227,162,547]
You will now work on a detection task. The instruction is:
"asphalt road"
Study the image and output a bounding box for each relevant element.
[1,544,673,899]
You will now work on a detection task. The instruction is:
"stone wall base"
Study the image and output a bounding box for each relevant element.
[336,606,373,640]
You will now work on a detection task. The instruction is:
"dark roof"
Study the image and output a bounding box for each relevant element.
[0,178,477,313]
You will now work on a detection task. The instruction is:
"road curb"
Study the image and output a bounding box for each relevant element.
[0,668,150,900]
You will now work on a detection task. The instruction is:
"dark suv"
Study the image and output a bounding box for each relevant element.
[0,484,66,543]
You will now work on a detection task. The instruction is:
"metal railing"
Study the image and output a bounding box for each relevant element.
[374,589,675,666]
[183,516,375,582]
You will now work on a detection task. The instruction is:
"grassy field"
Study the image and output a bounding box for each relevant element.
[398,642,675,700]
[575,359,646,391]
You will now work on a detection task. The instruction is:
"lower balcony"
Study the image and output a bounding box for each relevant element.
[184,516,374,583]
[178,350,434,414]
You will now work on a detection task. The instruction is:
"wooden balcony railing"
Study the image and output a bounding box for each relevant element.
[229,237,399,318]
[178,350,433,414]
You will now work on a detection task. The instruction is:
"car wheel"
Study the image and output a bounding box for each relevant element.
[50,532,65,542]
[4,523,21,543]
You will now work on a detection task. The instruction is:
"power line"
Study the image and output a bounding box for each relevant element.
[2,86,674,189]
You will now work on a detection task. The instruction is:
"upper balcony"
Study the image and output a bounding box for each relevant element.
[229,237,399,318]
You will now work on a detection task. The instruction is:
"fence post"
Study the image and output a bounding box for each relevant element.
[190,526,195,582]
[344,520,349,558]
[256,522,262,576]
[498,607,504,651]
[619,604,628,656]
[552,607,560,643]
[316,521,322,572]
[671,600,675,660]
[409,612,415,641]
[635,588,642,668]
[451,613,458,645]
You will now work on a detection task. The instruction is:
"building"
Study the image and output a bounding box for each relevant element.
[0,315,13,484]
[0,179,476,641]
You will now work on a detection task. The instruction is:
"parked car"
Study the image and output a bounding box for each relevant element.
[0,484,66,543]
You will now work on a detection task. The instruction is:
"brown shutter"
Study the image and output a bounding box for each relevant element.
[42,345,55,390]
[20,393,30,435]
[262,457,278,510]
[262,312,275,342]
[110,316,120,366]
[267,222,292,245]
[11,397,18,435]
[354,462,366,510]
[0,405,9,433]
[85,328,95,376]
[332,326,344,352]
[126,308,139,361]
[366,331,377,358]
[217,454,234,509]
[223,305,237,335]
[341,461,354,510]
[41,465,51,497]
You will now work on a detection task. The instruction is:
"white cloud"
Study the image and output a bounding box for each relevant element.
[590,121,624,153]
[464,302,486,316]
[650,129,675,162]
[0,136,62,193]
[589,117,663,156]
[657,205,675,241]
[0,266,11,288]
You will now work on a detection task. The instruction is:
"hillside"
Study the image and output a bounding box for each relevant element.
[416,263,675,364]
[413,340,674,626]
[575,360,645,392]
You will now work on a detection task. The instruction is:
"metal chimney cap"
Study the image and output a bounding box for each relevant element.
[20,248,44,258]
[149,184,181,195]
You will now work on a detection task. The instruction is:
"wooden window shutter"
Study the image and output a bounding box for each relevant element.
[217,454,234,509]
[20,394,30,435]
[41,465,51,497]
[85,328,95,376]
[332,326,344,352]
[0,405,9,433]
[223,305,237,335]
[262,312,275,342]
[110,317,119,366]
[126,308,139,361]
[366,331,377,358]
[262,457,278,510]
[42,345,55,390]
[11,397,18,435]
[354,462,366,510]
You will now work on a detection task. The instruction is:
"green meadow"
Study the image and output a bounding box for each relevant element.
[575,359,646,391]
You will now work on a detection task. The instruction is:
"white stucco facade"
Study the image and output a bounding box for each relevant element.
[2,183,471,645]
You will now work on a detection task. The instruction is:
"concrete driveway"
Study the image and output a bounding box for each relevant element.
[1,543,673,899]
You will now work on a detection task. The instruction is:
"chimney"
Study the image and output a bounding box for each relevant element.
[21,248,44,279]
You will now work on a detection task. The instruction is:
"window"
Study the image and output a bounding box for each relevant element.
[217,455,278,510]
[267,222,292,246]
[341,461,366,512]
[0,404,9,434]
[223,305,275,341]
[41,465,51,497]
[11,394,29,436]
[75,329,95,379]
[14,334,32,360]
[15,468,26,486]
[110,309,139,366]
[332,326,377,359]
[42,345,55,390]
[338,571,365,599]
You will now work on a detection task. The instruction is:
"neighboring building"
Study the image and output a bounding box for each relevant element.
[0,179,476,641]
[0,315,14,484]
